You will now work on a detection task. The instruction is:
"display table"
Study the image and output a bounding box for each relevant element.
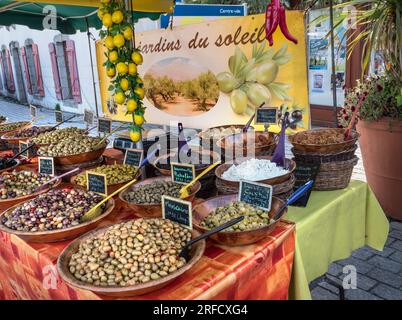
[0,196,296,300]
[285,180,389,300]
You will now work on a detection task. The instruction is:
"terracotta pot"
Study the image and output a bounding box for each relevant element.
[357,117,402,220]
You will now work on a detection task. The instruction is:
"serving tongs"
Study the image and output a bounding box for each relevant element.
[179,216,244,261]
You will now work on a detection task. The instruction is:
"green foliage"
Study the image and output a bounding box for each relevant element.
[339,74,401,127]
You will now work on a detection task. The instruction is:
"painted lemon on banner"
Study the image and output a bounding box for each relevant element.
[108,51,118,63]
[134,87,145,99]
[115,92,126,105]
[102,13,112,28]
[129,130,140,142]
[134,114,144,126]
[100,0,110,3]
[136,78,143,85]
[106,66,116,78]
[113,34,125,48]
[112,10,124,24]
[126,99,137,113]
[120,78,129,91]
[131,51,143,65]
[104,36,114,50]
[116,62,128,75]
[123,27,133,40]
[128,63,137,76]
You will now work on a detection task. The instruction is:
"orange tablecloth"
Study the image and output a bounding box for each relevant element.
[0,151,296,300]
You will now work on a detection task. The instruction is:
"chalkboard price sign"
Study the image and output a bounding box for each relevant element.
[86,171,107,196]
[124,149,143,168]
[98,118,112,134]
[19,141,36,159]
[30,105,37,118]
[291,163,320,207]
[162,196,192,230]
[171,163,195,184]
[84,109,94,126]
[238,180,273,211]
[255,107,278,125]
[38,157,55,176]
[55,111,63,123]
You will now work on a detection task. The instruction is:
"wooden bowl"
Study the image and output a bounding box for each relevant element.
[70,168,141,196]
[1,126,55,144]
[217,131,277,160]
[0,187,115,243]
[0,158,20,175]
[57,224,205,297]
[199,125,254,142]
[0,172,61,211]
[0,121,31,136]
[119,176,201,218]
[152,149,221,176]
[38,142,108,166]
[193,194,286,246]
[288,128,360,153]
[215,156,296,192]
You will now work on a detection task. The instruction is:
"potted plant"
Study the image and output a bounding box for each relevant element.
[335,0,402,220]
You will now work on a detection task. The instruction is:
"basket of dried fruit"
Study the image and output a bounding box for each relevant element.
[199,125,254,151]
[288,128,359,154]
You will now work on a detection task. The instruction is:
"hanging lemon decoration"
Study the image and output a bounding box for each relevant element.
[98,0,145,143]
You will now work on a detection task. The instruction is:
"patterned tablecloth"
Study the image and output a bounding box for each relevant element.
[0,151,296,300]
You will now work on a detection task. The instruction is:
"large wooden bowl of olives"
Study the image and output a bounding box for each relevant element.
[193,194,286,246]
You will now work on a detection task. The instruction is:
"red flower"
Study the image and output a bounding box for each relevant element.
[351,106,356,112]
[377,84,383,91]
[343,109,347,114]
[344,115,349,121]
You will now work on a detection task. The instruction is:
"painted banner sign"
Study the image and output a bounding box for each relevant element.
[97,13,310,132]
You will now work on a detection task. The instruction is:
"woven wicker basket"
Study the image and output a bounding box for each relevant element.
[292,144,357,164]
[313,156,359,191]
[216,173,295,196]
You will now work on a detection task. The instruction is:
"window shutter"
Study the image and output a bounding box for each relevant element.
[65,40,82,104]
[0,53,6,89]
[21,47,32,94]
[5,49,15,92]
[32,44,45,97]
[48,43,62,100]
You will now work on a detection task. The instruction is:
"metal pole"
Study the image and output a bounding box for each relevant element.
[329,0,338,127]
[85,17,100,119]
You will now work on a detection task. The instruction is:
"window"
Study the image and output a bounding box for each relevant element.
[21,40,44,96]
[0,47,15,93]
[49,39,81,103]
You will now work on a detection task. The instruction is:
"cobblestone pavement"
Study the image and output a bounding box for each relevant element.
[1,96,401,300]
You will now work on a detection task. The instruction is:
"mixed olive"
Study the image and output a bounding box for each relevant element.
[1,189,105,232]
[0,171,54,199]
[38,136,105,157]
[0,121,30,133]
[68,218,191,287]
[200,201,272,232]
[124,181,182,205]
[75,164,138,186]
[13,126,55,138]
[33,127,86,145]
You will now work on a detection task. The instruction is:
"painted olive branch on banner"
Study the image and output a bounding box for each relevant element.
[98,0,145,143]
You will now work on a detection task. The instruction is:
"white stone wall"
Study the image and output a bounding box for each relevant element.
[0,18,159,115]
